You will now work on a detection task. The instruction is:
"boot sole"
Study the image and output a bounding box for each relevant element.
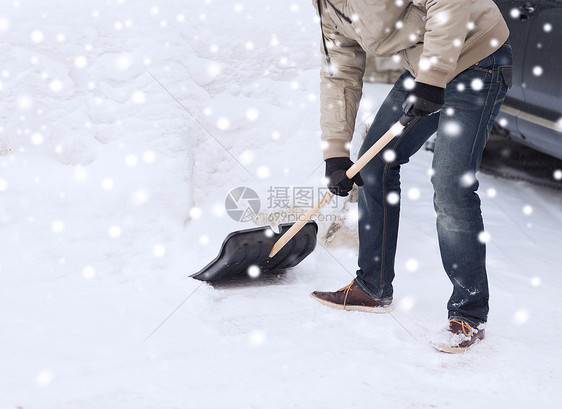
[310,294,393,313]
[430,338,483,354]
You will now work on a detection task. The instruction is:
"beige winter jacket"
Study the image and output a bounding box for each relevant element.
[313,0,510,159]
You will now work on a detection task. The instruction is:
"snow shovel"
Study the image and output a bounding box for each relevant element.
[191,115,414,283]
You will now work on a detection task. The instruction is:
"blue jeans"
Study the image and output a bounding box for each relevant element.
[355,43,513,326]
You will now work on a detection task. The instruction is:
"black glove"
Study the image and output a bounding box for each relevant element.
[402,81,444,117]
[325,157,364,197]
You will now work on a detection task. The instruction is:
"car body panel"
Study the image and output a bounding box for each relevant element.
[494,0,562,159]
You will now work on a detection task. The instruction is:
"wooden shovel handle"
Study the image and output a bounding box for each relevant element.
[268,115,413,258]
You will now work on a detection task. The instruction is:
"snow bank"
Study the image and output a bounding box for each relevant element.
[1,1,561,408]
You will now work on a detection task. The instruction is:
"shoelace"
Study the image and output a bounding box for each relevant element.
[337,282,354,306]
[451,319,473,337]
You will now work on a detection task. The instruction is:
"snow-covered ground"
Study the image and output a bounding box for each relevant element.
[1,1,561,408]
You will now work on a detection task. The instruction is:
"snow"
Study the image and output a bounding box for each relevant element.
[1,0,562,408]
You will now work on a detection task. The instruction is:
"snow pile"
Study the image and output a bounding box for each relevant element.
[1,1,562,408]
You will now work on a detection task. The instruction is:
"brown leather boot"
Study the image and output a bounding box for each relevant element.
[430,320,486,353]
[310,281,393,313]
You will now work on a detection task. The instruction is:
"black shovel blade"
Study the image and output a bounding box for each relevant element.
[191,221,318,282]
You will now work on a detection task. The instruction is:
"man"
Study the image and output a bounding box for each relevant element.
[310,0,513,353]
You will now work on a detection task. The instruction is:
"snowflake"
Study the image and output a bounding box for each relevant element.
[403,77,415,90]
[116,55,132,71]
[70,166,86,183]
[125,154,138,166]
[216,117,230,130]
[522,205,533,215]
[383,149,396,162]
[398,296,415,311]
[257,166,270,179]
[31,132,43,145]
[510,8,520,19]
[407,187,420,200]
[75,56,87,68]
[247,265,261,278]
[347,207,359,222]
[239,150,254,165]
[36,371,53,386]
[553,169,562,180]
[101,178,114,190]
[471,78,484,91]
[460,172,476,187]
[530,276,541,287]
[405,258,419,271]
[532,66,543,77]
[0,17,10,32]
[108,225,121,238]
[49,79,63,92]
[143,151,155,163]
[513,309,530,325]
[83,266,96,279]
[386,192,400,205]
[131,91,145,104]
[153,244,166,257]
[207,63,220,76]
[30,30,44,43]
[543,23,552,33]
[443,120,461,137]
[246,108,259,121]
[212,203,225,217]
[18,95,33,110]
[477,231,490,244]
[133,189,148,205]
[52,220,65,233]
[189,207,202,219]
[248,330,267,348]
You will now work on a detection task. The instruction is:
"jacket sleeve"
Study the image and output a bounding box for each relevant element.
[317,19,366,160]
[414,0,471,88]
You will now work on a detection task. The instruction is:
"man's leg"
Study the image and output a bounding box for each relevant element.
[354,72,439,301]
[311,71,440,310]
[431,44,512,327]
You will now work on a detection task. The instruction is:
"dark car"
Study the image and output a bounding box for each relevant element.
[493,0,562,160]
